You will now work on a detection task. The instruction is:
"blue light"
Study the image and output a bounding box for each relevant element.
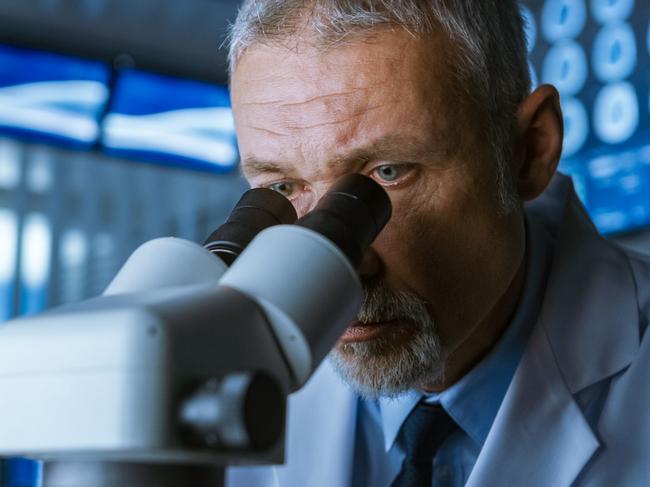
[542,40,588,96]
[561,98,589,157]
[26,148,54,194]
[542,0,587,42]
[591,0,635,24]
[587,150,648,233]
[529,62,539,90]
[3,458,41,487]
[593,82,639,144]
[60,229,88,270]
[0,208,18,322]
[0,138,21,190]
[19,213,52,315]
[521,6,537,53]
[592,22,637,82]
[0,44,110,148]
[102,70,238,173]
[558,158,589,204]
[59,229,89,304]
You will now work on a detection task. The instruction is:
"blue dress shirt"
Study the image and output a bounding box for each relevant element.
[351,215,553,487]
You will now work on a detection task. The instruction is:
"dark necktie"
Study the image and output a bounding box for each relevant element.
[390,402,459,487]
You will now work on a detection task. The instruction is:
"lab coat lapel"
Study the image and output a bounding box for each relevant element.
[468,176,639,487]
[274,359,357,487]
[465,320,599,487]
[533,190,639,395]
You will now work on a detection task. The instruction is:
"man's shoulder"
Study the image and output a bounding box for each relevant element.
[621,243,650,294]
[619,244,650,339]
[574,241,650,486]
[532,173,650,310]
[528,173,649,386]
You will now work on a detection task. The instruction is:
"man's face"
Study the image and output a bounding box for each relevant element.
[231,29,524,396]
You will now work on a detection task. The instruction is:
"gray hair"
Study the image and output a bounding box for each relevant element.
[228,0,532,213]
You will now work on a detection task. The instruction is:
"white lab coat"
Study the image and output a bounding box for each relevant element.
[227,174,650,487]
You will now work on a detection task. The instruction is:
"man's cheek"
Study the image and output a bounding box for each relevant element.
[369,222,407,269]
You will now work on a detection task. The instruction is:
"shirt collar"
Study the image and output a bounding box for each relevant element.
[379,213,552,452]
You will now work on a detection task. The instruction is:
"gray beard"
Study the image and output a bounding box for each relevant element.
[329,281,444,399]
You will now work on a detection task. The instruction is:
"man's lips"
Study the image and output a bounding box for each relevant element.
[339,320,398,343]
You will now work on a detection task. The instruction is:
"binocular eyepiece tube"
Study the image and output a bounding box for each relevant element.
[295,173,392,267]
[203,188,298,265]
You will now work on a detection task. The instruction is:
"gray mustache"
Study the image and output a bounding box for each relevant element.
[357,282,430,324]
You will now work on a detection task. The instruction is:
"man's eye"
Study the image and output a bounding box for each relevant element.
[268,181,295,198]
[372,165,406,183]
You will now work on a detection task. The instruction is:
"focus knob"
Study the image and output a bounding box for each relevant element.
[179,372,285,451]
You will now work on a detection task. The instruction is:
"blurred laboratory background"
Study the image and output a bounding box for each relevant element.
[0,0,649,485]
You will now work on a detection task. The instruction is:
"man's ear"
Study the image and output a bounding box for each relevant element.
[514,84,563,201]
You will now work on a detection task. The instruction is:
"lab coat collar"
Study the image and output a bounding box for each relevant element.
[467,174,640,487]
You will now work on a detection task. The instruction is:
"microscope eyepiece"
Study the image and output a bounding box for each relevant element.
[204,188,298,265]
[296,174,392,266]
[218,174,392,385]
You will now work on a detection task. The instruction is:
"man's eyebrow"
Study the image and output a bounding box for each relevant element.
[241,157,289,178]
[331,135,442,166]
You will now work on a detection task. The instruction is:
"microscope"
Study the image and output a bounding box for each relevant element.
[0,174,392,487]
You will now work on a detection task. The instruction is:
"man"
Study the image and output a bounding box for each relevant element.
[226,1,650,486]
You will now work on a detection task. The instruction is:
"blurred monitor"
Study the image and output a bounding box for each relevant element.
[101,69,238,173]
[0,44,110,149]
[524,0,650,234]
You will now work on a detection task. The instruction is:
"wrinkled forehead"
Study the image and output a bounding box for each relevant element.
[232,33,435,103]
[230,29,462,176]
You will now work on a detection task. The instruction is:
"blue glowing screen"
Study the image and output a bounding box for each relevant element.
[101,69,238,173]
[0,44,110,149]
[525,0,650,234]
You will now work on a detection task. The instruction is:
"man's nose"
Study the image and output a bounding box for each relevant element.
[357,247,383,281]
